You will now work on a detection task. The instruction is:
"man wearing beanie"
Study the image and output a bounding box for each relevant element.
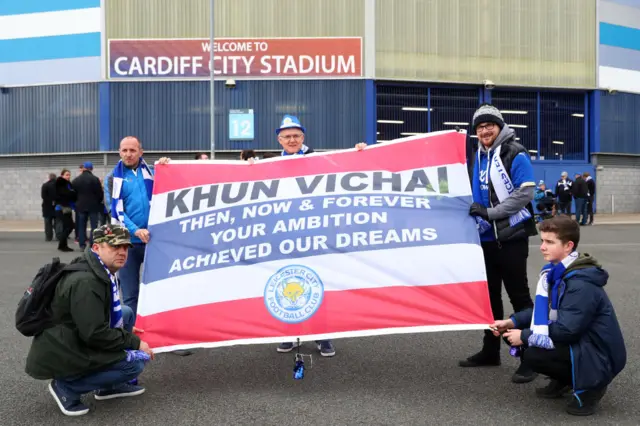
[461,104,538,384]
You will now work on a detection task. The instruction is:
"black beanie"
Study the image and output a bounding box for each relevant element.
[472,104,505,130]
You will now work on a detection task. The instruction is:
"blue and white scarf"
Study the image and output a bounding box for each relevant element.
[281,144,311,156]
[110,158,154,225]
[482,145,532,227]
[92,252,123,329]
[529,251,579,349]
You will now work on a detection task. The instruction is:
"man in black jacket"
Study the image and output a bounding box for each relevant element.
[584,172,595,225]
[555,172,573,215]
[572,173,589,226]
[71,162,104,249]
[41,173,57,241]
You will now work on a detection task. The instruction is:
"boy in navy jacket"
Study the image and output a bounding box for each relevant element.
[491,215,626,416]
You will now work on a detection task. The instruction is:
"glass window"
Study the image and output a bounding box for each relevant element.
[540,92,585,161]
[430,88,479,134]
[376,85,429,142]
[490,90,538,158]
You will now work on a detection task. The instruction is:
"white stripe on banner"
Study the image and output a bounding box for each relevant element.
[0,8,101,41]
[138,243,486,316]
[149,164,472,226]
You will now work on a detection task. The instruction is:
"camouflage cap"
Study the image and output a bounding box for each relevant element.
[93,224,133,247]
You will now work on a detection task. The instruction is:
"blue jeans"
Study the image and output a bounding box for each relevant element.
[56,305,143,400]
[575,198,587,225]
[77,212,99,248]
[119,243,146,322]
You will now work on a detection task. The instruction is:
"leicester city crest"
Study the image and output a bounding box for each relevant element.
[264,265,324,324]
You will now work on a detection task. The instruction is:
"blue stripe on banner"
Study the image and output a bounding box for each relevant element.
[143,194,477,284]
[0,0,100,16]
[600,22,640,52]
[533,294,549,326]
[0,32,100,63]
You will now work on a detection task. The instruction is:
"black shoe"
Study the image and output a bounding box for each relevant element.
[459,351,500,367]
[535,378,571,398]
[512,362,538,383]
[58,246,74,252]
[566,386,607,416]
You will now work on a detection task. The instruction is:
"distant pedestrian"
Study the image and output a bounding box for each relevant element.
[555,172,573,215]
[583,172,595,225]
[71,162,104,249]
[41,173,57,242]
[571,174,589,226]
[54,169,77,252]
[240,149,257,161]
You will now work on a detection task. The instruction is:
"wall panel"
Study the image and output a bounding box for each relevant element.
[105,0,364,39]
[376,0,596,88]
[109,80,366,152]
[599,91,640,154]
[0,83,99,154]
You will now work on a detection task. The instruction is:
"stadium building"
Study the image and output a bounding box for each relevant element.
[0,0,639,219]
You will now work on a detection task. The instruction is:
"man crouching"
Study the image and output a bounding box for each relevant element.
[26,224,155,416]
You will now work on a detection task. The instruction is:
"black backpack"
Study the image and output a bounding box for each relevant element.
[16,257,89,337]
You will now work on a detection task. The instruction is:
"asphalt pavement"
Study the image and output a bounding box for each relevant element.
[0,226,638,425]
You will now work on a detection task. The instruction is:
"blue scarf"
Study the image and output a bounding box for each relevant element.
[110,158,154,225]
[529,252,578,349]
[281,144,311,156]
[92,251,123,329]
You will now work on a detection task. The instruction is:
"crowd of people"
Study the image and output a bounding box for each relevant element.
[534,171,596,225]
[29,108,625,418]
[40,163,109,252]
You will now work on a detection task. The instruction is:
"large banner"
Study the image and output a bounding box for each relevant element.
[108,37,362,79]
[137,131,493,352]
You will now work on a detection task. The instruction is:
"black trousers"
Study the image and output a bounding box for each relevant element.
[43,215,55,241]
[558,200,571,215]
[587,196,594,224]
[522,345,572,386]
[481,239,534,355]
[56,211,74,249]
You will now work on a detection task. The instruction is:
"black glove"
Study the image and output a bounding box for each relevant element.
[469,203,489,220]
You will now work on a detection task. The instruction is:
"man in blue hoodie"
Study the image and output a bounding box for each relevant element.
[103,137,192,354]
[462,104,538,384]
[494,215,626,416]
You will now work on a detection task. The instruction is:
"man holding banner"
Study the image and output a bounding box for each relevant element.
[106,137,192,357]
[272,115,335,357]
[462,104,538,384]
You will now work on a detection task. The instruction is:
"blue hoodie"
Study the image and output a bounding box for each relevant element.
[512,254,626,393]
[104,166,153,244]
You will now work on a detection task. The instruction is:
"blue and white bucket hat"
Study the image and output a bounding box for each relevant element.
[276,114,306,135]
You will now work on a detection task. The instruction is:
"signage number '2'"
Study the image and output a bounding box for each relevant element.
[232,120,252,137]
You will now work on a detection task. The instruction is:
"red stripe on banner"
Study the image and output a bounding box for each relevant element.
[152,132,466,194]
[136,281,492,349]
